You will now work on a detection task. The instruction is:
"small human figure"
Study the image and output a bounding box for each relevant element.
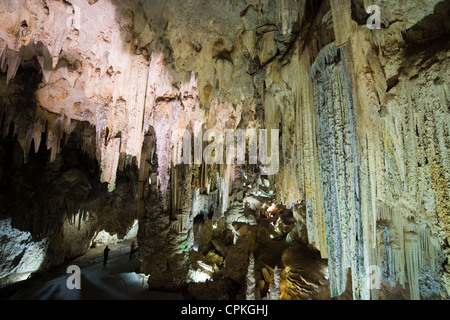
[129,241,136,260]
[103,246,111,266]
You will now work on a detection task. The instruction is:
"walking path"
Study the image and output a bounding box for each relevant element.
[2,239,184,300]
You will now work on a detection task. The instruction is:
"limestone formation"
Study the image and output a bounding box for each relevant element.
[0,0,449,301]
[246,252,256,300]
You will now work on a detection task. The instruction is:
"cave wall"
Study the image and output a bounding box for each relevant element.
[262,0,449,299]
[0,0,449,299]
[267,0,450,299]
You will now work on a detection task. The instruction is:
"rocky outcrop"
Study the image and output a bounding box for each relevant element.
[0,219,48,287]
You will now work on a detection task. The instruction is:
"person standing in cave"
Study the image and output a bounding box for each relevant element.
[103,246,111,266]
[129,241,136,260]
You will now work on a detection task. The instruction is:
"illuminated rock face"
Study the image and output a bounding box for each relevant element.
[311,42,365,298]
[0,0,449,300]
[0,219,48,286]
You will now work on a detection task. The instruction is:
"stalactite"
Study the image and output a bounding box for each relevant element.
[120,54,149,167]
[375,201,444,300]
[100,137,121,192]
[47,114,64,162]
[296,48,328,259]
[404,221,421,300]
[329,0,352,47]
[312,41,368,299]
[0,40,7,72]
[153,114,173,199]
[32,107,47,154]
[171,166,179,219]
[77,210,83,231]
[5,52,22,85]
[212,164,236,225]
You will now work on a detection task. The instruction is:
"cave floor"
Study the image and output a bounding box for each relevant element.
[1,240,184,300]
[0,239,414,300]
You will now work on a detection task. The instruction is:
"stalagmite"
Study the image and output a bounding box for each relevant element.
[246,252,256,300]
[265,266,280,300]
